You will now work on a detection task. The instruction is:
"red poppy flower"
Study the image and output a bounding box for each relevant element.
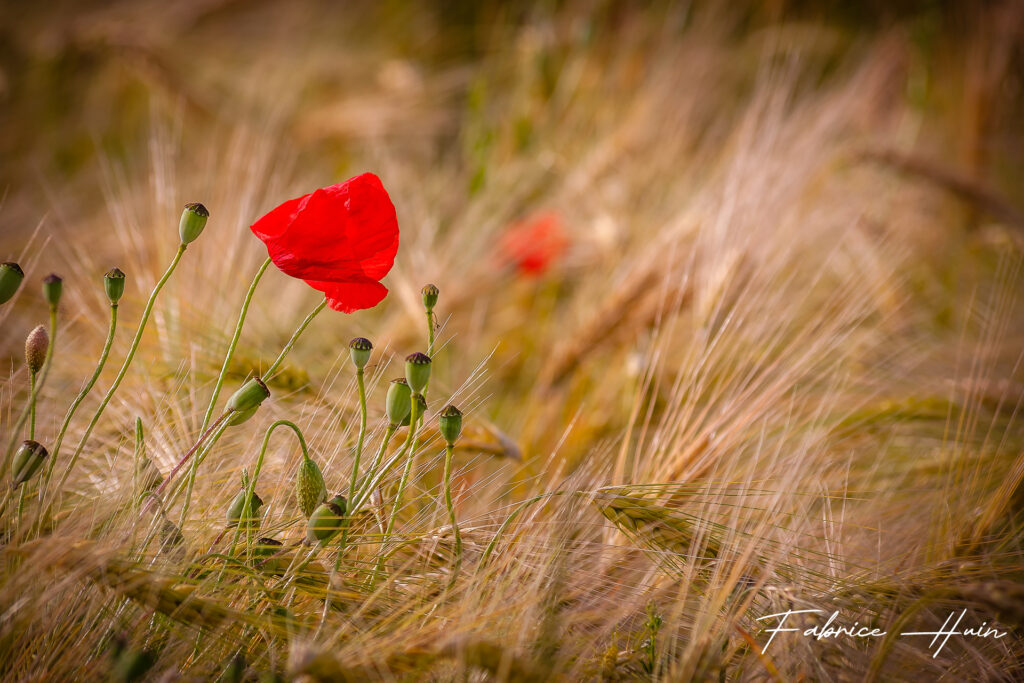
[497,211,569,276]
[250,173,399,313]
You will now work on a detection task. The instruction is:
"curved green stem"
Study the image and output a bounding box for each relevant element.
[347,368,367,506]
[443,444,461,572]
[40,303,118,501]
[200,257,272,434]
[27,372,36,441]
[64,244,187,484]
[264,299,327,381]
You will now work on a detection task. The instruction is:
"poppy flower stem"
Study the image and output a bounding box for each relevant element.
[346,368,367,509]
[2,306,57,476]
[39,302,118,509]
[27,372,37,441]
[372,397,423,583]
[173,415,234,525]
[58,244,187,491]
[443,443,462,577]
[264,299,328,381]
[200,256,272,434]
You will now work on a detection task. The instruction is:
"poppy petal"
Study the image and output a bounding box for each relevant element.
[250,173,399,283]
[304,278,389,314]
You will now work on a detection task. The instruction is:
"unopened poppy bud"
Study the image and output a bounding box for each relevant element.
[226,488,263,527]
[42,273,63,308]
[404,352,431,394]
[295,455,327,517]
[227,377,269,414]
[349,337,373,369]
[306,494,347,544]
[0,262,24,304]
[400,393,427,427]
[25,325,48,374]
[421,283,439,312]
[386,378,412,426]
[439,404,463,445]
[12,439,48,488]
[104,268,126,304]
[179,202,209,244]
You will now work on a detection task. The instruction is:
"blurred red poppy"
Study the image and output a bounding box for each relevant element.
[250,173,400,312]
[498,211,569,276]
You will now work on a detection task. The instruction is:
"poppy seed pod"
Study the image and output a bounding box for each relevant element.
[226,377,270,414]
[104,268,126,304]
[421,283,439,312]
[25,325,49,374]
[179,202,209,244]
[386,378,412,426]
[42,274,63,308]
[227,405,259,426]
[400,393,427,428]
[0,262,24,304]
[306,495,347,544]
[404,352,431,394]
[252,537,286,574]
[295,455,327,517]
[12,439,48,487]
[226,488,263,527]
[349,337,373,369]
[439,404,463,445]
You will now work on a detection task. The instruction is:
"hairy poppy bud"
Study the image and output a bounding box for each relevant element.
[404,352,431,394]
[104,268,126,304]
[421,283,439,312]
[252,537,286,574]
[227,377,269,414]
[25,325,48,374]
[42,273,63,308]
[386,378,412,426]
[439,404,463,445]
[0,262,24,304]
[179,202,209,244]
[12,439,48,488]
[295,455,327,517]
[226,488,263,527]
[306,494,347,544]
[349,337,373,369]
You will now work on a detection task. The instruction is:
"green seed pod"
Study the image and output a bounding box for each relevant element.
[179,202,209,244]
[42,273,63,308]
[386,378,412,426]
[404,352,431,394]
[349,337,373,369]
[226,488,263,528]
[25,325,48,374]
[226,377,269,414]
[0,262,24,304]
[295,455,327,517]
[400,393,427,427]
[227,405,259,426]
[421,283,439,312]
[104,267,126,304]
[251,537,286,574]
[439,404,463,445]
[306,495,347,544]
[12,439,48,488]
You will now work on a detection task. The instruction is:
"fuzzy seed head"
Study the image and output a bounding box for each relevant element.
[25,325,49,374]
[295,456,327,517]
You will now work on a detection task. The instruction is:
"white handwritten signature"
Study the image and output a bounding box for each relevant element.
[757,609,1008,658]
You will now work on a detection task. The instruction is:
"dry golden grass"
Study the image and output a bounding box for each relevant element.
[1,2,1023,680]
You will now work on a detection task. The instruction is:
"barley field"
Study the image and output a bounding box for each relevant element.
[1,1,1023,681]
